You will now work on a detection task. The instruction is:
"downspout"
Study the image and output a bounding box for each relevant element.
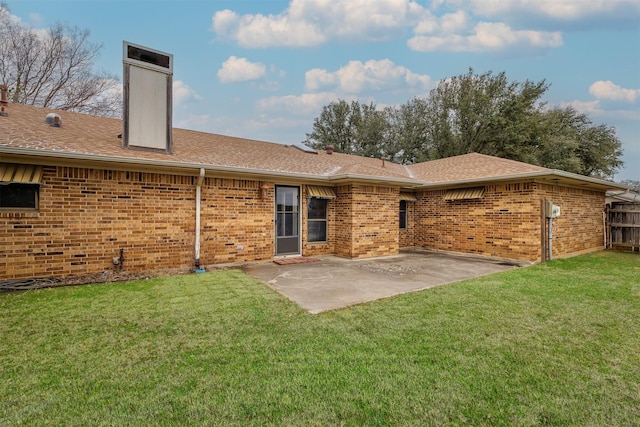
[194,168,205,272]
[548,216,553,261]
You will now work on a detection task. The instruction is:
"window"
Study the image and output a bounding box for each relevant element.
[308,198,328,242]
[399,200,407,230]
[1,164,42,210]
[0,183,39,209]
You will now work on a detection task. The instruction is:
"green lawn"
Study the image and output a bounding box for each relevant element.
[1,251,639,426]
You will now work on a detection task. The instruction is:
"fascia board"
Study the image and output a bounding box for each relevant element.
[413,170,625,191]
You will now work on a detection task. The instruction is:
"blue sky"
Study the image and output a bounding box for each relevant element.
[8,0,640,181]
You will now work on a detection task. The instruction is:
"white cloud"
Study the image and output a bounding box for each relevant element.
[444,0,640,28]
[28,13,44,26]
[243,114,310,133]
[175,114,218,132]
[211,0,578,55]
[173,81,201,105]
[212,0,425,48]
[408,21,562,53]
[461,0,638,20]
[217,56,266,83]
[560,99,640,121]
[258,92,345,116]
[589,81,640,103]
[210,0,568,55]
[561,99,603,115]
[305,59,432,93]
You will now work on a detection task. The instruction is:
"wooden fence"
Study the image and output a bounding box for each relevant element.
[609,202,640,250]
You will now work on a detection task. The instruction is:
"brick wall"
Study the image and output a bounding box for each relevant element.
[1,166,197,280]
[399,199,415,248]
[416,183,541,261]
[538,183,605,259]
[334,184,400,258]
[0,167,278,280]
[1,165,607,282]
[199,178,274,265]
[334,185,353,257]
[414,181,605,262]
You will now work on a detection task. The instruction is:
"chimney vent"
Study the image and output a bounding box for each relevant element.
[326,145,334,155]
[122,41,173,153]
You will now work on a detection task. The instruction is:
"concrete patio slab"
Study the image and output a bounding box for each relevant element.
[243,250,524,313]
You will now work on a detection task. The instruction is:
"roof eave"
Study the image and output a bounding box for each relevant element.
[328,173,422,187]
[2,147,624,191]
[0,147,417,186]
[415,170,625,192]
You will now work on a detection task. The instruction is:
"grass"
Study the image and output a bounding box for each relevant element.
[1,251,639,426]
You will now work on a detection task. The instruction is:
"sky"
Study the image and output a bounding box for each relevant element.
[7,0,640,181]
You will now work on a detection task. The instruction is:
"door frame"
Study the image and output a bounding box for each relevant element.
[274,185,301,256]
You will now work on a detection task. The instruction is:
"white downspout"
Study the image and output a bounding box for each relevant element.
[195,168,205,271]
[548,217,553,261]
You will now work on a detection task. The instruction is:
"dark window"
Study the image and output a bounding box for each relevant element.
[399,200,407,230]
[0,183,39,209]
[308,198,328,242]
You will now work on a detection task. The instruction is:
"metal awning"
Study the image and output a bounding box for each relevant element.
[0,163,43,184]
[307,185,336,199]
[400,192,417,201]
[444,187,485,201]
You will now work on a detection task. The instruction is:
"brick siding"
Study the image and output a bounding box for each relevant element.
[2,166,196,279]
[1,166,606,281]
[414,181,605,262]
[199,178,274,266]
[537,183,605,259]
[334,184,400,258]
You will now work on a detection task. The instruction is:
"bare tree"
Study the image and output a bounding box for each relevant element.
[0,3,121,117]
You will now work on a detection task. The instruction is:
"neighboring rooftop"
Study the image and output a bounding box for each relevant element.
[0,103,624,191]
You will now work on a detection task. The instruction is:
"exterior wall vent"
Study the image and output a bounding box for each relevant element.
[45,113,62,127]
[122,41,173,153]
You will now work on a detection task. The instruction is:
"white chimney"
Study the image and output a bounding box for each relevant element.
[122,41,173,153]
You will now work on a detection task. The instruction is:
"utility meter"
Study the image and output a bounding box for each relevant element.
[545,201,561,218]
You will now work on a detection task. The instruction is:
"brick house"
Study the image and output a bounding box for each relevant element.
[1,101,624,281]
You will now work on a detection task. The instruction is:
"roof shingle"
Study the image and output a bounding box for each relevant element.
[0,103,622,191]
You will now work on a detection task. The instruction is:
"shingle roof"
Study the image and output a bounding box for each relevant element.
[0,103,623,191]
[1,103,411,181]
[406,152,547,183]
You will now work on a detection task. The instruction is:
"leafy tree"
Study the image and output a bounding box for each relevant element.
[424,68,549,162]
[383,97,431,164]
[0,2,121,117]
[532,107,623,178]
[304,68,623,179]
[304,99,387,158]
